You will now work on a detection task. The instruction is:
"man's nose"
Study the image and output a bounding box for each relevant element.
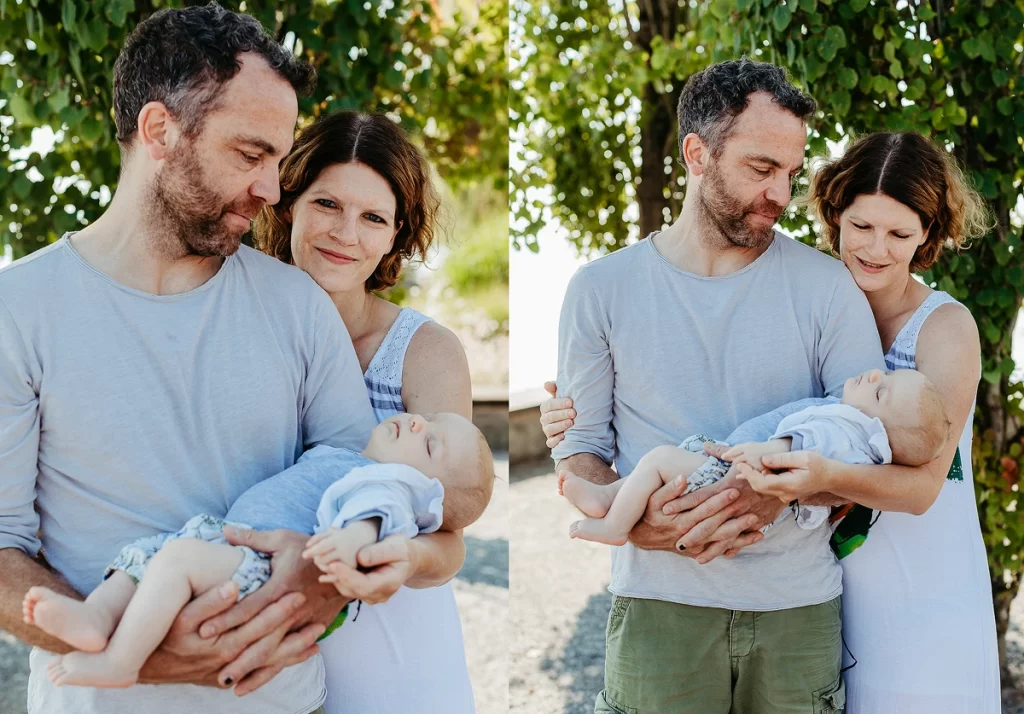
[764,173,791,207]
[250,164,281,206]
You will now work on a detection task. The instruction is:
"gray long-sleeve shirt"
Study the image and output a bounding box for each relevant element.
[553,232,885,611]
[0,235,374,714]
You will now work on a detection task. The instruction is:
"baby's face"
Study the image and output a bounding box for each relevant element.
[365,412,480,481]
[841,368,926,424]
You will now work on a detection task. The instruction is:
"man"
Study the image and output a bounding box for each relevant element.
[0,5,373,713]
[553,59,885,713]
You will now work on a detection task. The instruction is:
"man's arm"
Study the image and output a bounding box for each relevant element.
[557,452,618,486]
[0,549,79,653]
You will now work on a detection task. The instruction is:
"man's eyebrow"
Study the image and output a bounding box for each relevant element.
[233,135,281,157]
[744,154,784,169]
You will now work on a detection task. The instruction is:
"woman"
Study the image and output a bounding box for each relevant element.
[541,132,999,713]
[254,111,476,714]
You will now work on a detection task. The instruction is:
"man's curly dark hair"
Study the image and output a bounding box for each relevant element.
[113,2,315,151]
[677,58,815,161]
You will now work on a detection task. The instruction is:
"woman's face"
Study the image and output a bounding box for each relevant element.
[288,161,401,294]
[837,192,929,293]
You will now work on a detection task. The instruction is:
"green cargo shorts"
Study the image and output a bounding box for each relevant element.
[595,595,846,714]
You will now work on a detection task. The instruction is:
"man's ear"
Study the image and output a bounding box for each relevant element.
[136,101,178,162]
[681,133,709,177]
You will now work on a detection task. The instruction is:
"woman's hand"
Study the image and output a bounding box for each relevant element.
[736,450,833,504]
[539,381,576,449]
[318,533,418,605]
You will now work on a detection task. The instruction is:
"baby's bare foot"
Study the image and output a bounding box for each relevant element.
[569,519,628,546]
[559,472,615,518]
[47,651,138,688]
[23,587,110,653]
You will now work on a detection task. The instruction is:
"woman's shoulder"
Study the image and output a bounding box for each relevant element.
[405,318,467,369]
[916,294,980,370]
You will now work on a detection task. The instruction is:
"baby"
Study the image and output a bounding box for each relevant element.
[22,411,494,688]
[560,368,949,545]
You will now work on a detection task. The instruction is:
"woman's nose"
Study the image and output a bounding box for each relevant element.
[329,216,360,246]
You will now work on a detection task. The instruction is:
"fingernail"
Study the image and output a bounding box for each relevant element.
[223,677,234,686]
[220,583,235,598]
[678,543,686,551]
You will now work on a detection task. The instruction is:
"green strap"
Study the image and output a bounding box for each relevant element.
[316,603,349,642]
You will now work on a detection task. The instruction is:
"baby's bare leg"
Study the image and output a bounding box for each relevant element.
[47,538,244,688]
[559,472,626,517]
[23,572,136,653]
[570,446,708,545]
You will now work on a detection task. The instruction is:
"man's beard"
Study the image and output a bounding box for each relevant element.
[149,140,261,259]
[697,161,783,250]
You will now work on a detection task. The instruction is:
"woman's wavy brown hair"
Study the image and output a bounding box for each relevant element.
[253,111,440,291]
[805,131,991,272]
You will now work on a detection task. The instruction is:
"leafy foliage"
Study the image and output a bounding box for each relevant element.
[513,0,1024,677]
[0,0,508,260]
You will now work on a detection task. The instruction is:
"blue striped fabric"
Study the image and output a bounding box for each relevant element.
[362,308,432,424]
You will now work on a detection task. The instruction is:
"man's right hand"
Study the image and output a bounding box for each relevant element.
[138,578,323,694]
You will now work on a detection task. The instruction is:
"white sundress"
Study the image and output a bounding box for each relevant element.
[318,307,476,714]
[836,291,1000,713]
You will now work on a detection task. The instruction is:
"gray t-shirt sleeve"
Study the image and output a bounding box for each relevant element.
[724,397,837,445]
[0,297,42,556]
[819,269,886,397]
[301,293,375,453]
[551,268,615,465]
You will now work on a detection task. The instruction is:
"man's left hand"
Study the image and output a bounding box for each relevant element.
[209,527,349,694]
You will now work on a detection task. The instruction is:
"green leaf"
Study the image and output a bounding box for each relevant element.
[997,97,1013,116]
[61,0,76,31]
[850,0,868,10]
[918,4,936,21]
[963,38,981,59]
[837,67,858,89]
[47,86,70,113]
[982,370,1001,384]
[105,0,135,28]
[991,69,1008,87]
[832,88,850,115]
[873,25,884,41]
[773,4,792,32]
[884,41,895,62]
[13,174,32,199]
[889,60,903,79]
[819,25,846,61]
[799,0,816,12]
[80,115,103,141]
[979,38,995,63]
[872,74,888,94]
[7,93,36,125]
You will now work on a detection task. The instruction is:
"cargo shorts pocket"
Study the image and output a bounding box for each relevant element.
[594,689,638,714]
[812,675,846,714]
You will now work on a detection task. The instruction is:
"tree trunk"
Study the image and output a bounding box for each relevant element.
[638,82,674,238]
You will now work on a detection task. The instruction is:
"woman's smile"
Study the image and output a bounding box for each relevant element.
[316,246,357,265]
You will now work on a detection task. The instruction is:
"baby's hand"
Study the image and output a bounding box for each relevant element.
[721,438,792,469]
[302,520,381,578]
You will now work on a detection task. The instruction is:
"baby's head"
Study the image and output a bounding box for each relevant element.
[364,412,495,531]
[841,368,950,465]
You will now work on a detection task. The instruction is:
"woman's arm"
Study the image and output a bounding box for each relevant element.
[397,321,474,585]
[757,303,980,515]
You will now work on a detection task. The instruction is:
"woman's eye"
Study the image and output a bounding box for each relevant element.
[364,213,386,224]
[315,199,337,209]
[852,223,869,231]
[893,233,910,240]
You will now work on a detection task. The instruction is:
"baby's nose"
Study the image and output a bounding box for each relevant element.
[868,369,883,382]
[408,414,424,432]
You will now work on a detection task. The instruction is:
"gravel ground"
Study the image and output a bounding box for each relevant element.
[510,465,1024,714]
[0,454,508,714]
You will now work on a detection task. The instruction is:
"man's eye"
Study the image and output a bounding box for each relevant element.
[239,151,259,164]
[752,167,770,176]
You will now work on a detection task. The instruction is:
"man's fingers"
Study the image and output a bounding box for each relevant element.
[703,442,729,459]
[232,624,324,696]
[706,514,761,545]
[175,580,239,635]
[675,504,735,551]
[231,665,283,698]
[675,489,742,549]
[222,526,284,555]
[218,591,307,660]
[650,475,688,512]
[197,577,286,639]
[727,531,765,557]
[694,538,735,565]
[661,482,716,515]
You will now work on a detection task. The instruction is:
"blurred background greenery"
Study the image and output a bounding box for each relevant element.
[512,0,1024,695]
[0,0,508,391]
